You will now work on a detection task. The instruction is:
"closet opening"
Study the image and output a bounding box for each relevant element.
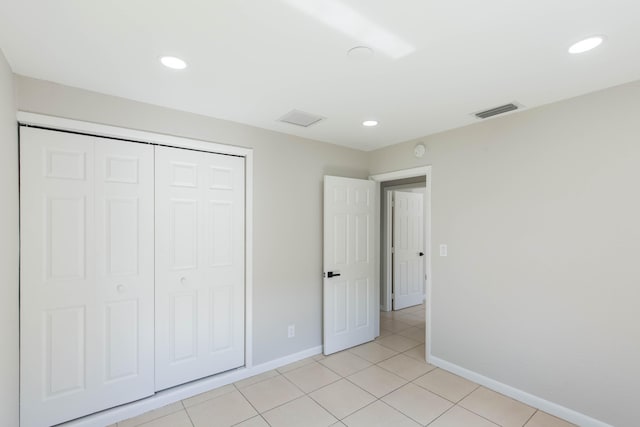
[17,113,254,427]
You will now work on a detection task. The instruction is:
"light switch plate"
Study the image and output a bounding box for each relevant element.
[439,244,448,256]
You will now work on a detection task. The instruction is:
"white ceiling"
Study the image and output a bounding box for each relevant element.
[1,0,640,151]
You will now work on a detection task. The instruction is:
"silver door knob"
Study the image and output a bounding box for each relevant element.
[117,285,125,294]
[180,277,187,285]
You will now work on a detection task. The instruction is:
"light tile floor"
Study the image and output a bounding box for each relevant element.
[115,304,575,427]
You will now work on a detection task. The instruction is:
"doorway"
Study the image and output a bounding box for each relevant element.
[380,177,427,312]
[370,166,432,362]
[322,167,432,360]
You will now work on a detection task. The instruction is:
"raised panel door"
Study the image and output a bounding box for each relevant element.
[393,191,424,310]
[323,176,376,355]
[94,139,155,405]
[155,146,245,390]
[20,128,154,427]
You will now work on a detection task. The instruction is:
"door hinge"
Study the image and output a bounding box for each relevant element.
[391,247,395,253]
[391,293,395,300]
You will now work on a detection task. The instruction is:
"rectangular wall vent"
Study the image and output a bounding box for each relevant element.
[475,103,519,119]
[278,109,325,127]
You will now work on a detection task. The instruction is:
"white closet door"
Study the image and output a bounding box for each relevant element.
[20,127,155,427]
[155,146,245,391]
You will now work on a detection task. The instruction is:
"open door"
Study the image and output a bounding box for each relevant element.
[393,191,425,310]
[323,176,376,355]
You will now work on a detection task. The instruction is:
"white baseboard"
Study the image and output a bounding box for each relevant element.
[429,356,612,427]
[62,346,323,427]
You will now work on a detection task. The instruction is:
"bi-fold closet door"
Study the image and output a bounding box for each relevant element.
[20,128,245,427]
[154,146,245,391]
[20,127,155,427]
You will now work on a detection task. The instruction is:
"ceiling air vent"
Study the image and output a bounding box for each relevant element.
[475,103,519,119]
[278,109,325,127]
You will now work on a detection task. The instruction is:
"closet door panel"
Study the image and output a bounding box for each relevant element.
[155,146,245,390]
[94,139,155,401]
[20,128,154,427]
[20,128,96,427]
[202,155,245,367]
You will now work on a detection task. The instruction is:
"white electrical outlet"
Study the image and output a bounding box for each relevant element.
[287,325,295,338]
[439,244,448,256]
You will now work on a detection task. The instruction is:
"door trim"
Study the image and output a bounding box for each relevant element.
[16,112,255,370]
[369,166,432,363]
[384,190,393,312]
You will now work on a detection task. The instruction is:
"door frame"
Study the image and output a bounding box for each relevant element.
[16,112,255,369]
[370,166,432,362]
[384,190,393,312]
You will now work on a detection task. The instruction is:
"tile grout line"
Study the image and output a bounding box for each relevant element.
[522,409,539,426]
[234,378,273,418]
[341,371,407,404]
[306,387,372,423]
[119,401,186,427]
[379,399,425,425]
[305,368,377,422]
[407,369,481,405]
[229,414,273,427]
[280,363,344,395]
[454,403,505,427]
[316,355,373,378]
[180,400,196,427]
[336,396,381,422]
[374,354,436,381]
[456,388,524,427]
[423,404,460,427]
[233,370,280,391]
[457,386,541,427]
[245,372,312,416]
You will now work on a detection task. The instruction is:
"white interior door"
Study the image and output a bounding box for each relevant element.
[393,191,425,310]
[323,176,376,355]
[155,146,245,391]
[20,127,155,427]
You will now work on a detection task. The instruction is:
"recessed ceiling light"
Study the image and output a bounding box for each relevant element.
[362,120,378,127]
[160,56,187,70]
[568,36,604,54]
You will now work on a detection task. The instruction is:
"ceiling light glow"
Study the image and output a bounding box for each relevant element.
[568,36,604,54]
[160,56,188,69]
[362,120,378,127]
[283,0,415,59]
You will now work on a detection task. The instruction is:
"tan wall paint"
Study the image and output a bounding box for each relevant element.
[369,80,640,427]
[16,72,640,426]
[15,75,369,365]
[0,50,19,427]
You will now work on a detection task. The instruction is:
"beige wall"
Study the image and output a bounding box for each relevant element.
[15,75,369,365]
[15,72,640,425]
[369,80,640,427]
[0,50,19,426]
